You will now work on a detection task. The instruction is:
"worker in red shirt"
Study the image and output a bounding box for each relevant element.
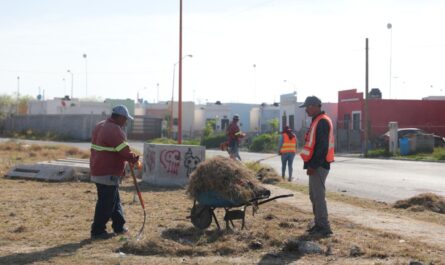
[226,114,245,160]
[90,105,139,240]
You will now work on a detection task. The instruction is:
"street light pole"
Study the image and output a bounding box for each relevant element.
[156,83,159,103]
[170,54,192,139]
[283,80,297,91]
[387,23,393,99]
[178,0,184,144]
[67,70,74,99]
[83,54,88,97]
[253,64,257,98]
[62,78,66,96]
[16,76,20,114]
[364,38,370,157]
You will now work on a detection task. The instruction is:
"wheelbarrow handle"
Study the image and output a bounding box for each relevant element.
[255,194,294,205]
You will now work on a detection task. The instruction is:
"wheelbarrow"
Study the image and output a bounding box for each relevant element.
[188,189,293,230]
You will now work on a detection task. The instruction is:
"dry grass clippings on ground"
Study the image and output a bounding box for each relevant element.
[279,181,445,226]
[393,192,445,214]
[1,142,444,264]
[245,162,283,184]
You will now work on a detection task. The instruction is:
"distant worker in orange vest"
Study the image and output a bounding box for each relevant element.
[277,125,297,181]
[299,96,335,237]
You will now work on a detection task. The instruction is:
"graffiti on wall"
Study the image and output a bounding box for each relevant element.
[183,148,201,177]
[160,149,181,175]
[144,149,156,174]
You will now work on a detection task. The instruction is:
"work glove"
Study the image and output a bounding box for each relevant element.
[130,155,140,164]
[307,167,316,176]
[278,152,282,155]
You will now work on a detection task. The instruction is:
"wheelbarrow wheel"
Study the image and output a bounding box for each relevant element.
[191,204,212,230]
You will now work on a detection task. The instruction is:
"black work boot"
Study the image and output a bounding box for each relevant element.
[91,232,113,240]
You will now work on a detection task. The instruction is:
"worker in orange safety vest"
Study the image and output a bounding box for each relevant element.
[277,125,297,181]
[299,96,334,237]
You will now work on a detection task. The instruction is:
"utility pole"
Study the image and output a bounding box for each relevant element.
[16,76,20,114]
[364,38,370,157]
[83,54,88,97]
[178,0,183,144]
[387,23,393,99]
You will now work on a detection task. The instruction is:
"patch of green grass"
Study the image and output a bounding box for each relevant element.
[394,147,445,161]
[366,147,445,161]
[148,138,200,145]
[366,149,392,158]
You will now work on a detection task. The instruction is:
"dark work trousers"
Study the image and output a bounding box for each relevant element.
[91,183,126,236]
[281,152,296,179]
[308,167,330,229]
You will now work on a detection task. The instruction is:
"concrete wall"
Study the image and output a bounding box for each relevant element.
[142,143,205,187]
[28,99,111,115]
[3,114,107,140]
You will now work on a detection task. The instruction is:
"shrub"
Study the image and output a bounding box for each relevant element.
[433,147,445,160]
[249,133,279,153]
[201,133,227,149]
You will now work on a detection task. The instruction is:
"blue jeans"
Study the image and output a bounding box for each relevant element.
[228,139,241,160]
[281,152,295,179]
[91,183,126,236]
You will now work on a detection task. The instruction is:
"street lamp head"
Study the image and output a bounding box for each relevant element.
[67,70,71,73]
[387,23,392,29]
[83,54,87,58]
[186,54,193,58]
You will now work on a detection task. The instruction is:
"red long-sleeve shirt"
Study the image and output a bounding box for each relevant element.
[90,118,137,176]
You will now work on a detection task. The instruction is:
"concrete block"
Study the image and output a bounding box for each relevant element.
[5,158,90,182]
[37,158,90,181]
[5,164,75,181]
[142,143,205,187]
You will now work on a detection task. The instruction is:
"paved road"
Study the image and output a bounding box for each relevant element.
[2,138,444,203]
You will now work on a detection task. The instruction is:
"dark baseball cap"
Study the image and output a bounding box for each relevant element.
[299,96,322,108]
[112,105,134,120]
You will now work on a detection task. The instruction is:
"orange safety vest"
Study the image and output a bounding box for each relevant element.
[280,133,297,153]
[300,113,335,162]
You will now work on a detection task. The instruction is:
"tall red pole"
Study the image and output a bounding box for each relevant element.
[178,0,183,144]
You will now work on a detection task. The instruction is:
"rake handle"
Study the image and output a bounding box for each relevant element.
[129,163,145,209]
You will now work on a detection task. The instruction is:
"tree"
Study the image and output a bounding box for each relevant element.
[0,94,14,119]
[269,118,279,133]
[203,119,216,138]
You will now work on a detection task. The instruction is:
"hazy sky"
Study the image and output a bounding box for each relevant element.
[1,0,444,104]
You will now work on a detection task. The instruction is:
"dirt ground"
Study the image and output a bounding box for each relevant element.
[0,142,444,264]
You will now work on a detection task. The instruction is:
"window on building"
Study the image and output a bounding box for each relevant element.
[289,115,295,130]
[173,118,178,126]
[344,114,350,129]
[221,118,229,130]
[352,111,361,130]
[282,115,287,128]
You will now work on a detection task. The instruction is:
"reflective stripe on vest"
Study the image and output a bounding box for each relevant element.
[280,133,297,153]
[300,114,335,163]
[91,141,129,152]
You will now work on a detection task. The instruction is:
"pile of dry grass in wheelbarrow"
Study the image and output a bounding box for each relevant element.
[187,156,268,203]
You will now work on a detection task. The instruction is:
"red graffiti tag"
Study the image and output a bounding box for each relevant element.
[160,149,181,175]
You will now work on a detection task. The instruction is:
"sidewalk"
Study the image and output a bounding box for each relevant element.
[265,184,445,249]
